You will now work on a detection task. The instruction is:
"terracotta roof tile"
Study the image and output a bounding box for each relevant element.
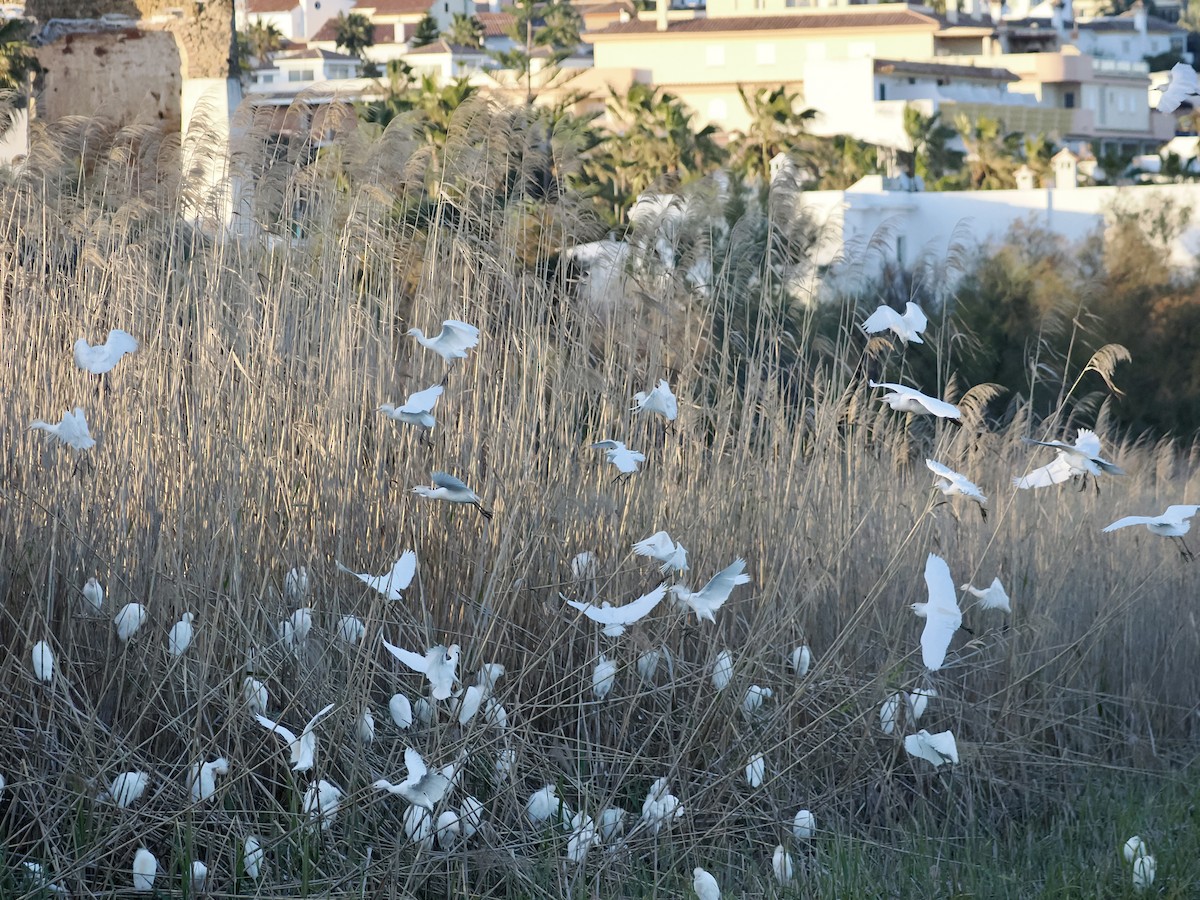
[874,57,1018,81]
[354,0,433,15]
[590,8,940,36]
[247,0,299,12]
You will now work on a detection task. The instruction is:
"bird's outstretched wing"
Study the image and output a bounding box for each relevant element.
[404,746,428,781]
[254,714,298,747]
[912,392,961,419]
[611,449,645,473]
[862,305,902,335]
[401,384,444,414]
[432,471,471,492]
[103,329,138,356]
[924,458,958,480]
[437,320,480,353]
[304,702,336,734]
[685,559,750,619]
[1103,514,1155,532]
[381,635,430,673]
[567,585,666,626]
[1157,63,1199,113]
[633,531,675,559]
[1164,504,1200,523]
[902,302,928,334]
[920,554,961,671]
[1013,456,1074,489]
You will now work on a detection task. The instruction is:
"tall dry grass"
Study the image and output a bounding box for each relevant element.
[1,98,1198,897]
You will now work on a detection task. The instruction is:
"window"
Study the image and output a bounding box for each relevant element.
[896,235,906,263]
[288,69,314,82]
[877,82,886,101]
[257,72,276,84]
[705,45,725,67]
[756,43,776,65]
[908,77,916,85]
[1064,90,1075,108]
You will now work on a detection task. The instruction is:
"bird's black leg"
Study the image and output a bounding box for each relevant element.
[1176,537,1194,562]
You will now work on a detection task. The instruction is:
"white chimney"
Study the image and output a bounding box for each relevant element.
[1051,0,1063,32]
[657,0,669,32]
[947,1,958,23]
[1132,0,1147,36]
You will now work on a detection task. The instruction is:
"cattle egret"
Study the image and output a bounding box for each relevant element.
[745,752,765,788]
[243,677,268,717]
[20,862,65,895]
[412,472,492,519]
[494,748,516,782]
[671,559,751,624]
[772,845,794,885]
[478,662,506,695]
[75,329,137,374]
[190,860,208,893]
[1124,835,1148,863]
[567,584,666,636]
[570,551,599,588]
[379,383,445,431]
[742,685,773,717]
[711,649,734,692]
[599,807,626,842]
[114,603,148,642]
[632,379,678,421]
[189,758,229,802]
[337,615,366,645]
[403,805,434,849]
[337,552,418,601]
[82,576,104,612]
[912,554,962,671]
[1015,429,1124,490]
[459,796,484,840]
[904,729,959,767]
[926,459,988,519]
[357,707,376,744]
[407,319,480,362]
[284,566,309,602]
[254,702,336,772]
[641,781,683,834]
[434,810,462,848]
[566,812,599,863]
[637,648,661,682]
[1157,62,1200,113]
[31,641,54,682]
[168,612,195,657]
[374,747,453,812]
[792,809,816,840]
[632,531,689,573]
[961,577,1011,613]
[414,696,435,726]
[907,687,937,722]
[870,381,961,420]
[693,867,720,900]
[880,693,903,735]
[101,771,149,808]
[380,637,460,700]
[303,779,344,829]
[30,407,95,450]
[862,301,928,344]
[453,685,485,725]
[1133,855,1156,892]
[132,848,157,892]
[389,693,413,729]
[592,654,617,700]
[243,836,264,880]
[1105,504,1200,560]
[590,439,646,476]
[281,607,313,651]
[484,698,509,728]
[790,644,812,676]
[527,784,564,824]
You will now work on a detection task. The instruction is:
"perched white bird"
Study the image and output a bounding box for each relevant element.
[1133,855,1157,893]
[926,458,988,520]
[380,637,460,700]
[477,662,506,695]
[1156,62,1200,113]
[189,758,229,803]
[526,784,564,824]
[243,836,264,880]
[912,554,963,671]
[1105,504,1200,560]
[435,809,462,848]
[862,301,928,344]
[389,693,413,729]
[745,752,765,788]
[961,577,1011,613]
[190,860,208,893]
[101,771,150,808]
[641,777,684,834]
[637,648,661,682]
[742,685,773,717]
[592,654,617,700]
[82,576,104,612]
[243,677,268,717]
[570,551,599,588]
[379,383,445,431]
[75,329,138,374]
[31,641,54,682]
[31,407,95,450]
[904,729,959,767]
[453,685,485,725]
[590,439,646,476]
[598,807,626,842]
[413,696,436,727]
[907,687,937,722]
[484,698,509,728]
[566,812,599,863]
[494,748,516,782]
[566,584,666,637]
[407,319,480,362]
[880,692,903,735]
[693,866,721,900]
[284,566,310,603]
[632,531,689,573]
[711,649,734,692]
[254,702,336,772]
[790,644,812,676]
[356,707,376,744]
[374,747,453,812]
[412,472,492,519]
[1124,835,1148,863]
[772,845,794,885]
[282,607,313,650]
[303,779,344,829]
[403,805,435,849]
[337,552,418,601]
[114,603,148,642]
[132,848,157,892]
[670,558,751,624]
[459,795,484,840]
[792,808,816,840]
[168,612,195,657]
[19,862,66,895]
[1015,429,1124,490]
[631,379,678,421]
[870,381,961,420]
[337,615,367,645]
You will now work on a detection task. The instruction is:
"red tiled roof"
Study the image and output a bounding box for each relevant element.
[475,11,515,36]
[310,19,397,43]
[354,0,433,15]
[874,57,1018,81]
[590,8,941,36]
[247,0,299,12]
[406,38,490,54]
[277,47,360,61]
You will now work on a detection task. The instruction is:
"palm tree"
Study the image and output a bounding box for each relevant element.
[411,14,441,48]
[1022,132,1057,185]
[360,59,418,127]
[0,18,37,92]
[335,11,375,64]
[902,104,960,183]
[244,20,284,66]
[955,114,1022,190]
[493,0,582,103]
[730,85,816,180]
[444,13,485,49]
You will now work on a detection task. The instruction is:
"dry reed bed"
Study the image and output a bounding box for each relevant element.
[0,107,1197,897]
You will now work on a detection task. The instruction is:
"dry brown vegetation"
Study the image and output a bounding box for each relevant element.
[1,103,1198,898]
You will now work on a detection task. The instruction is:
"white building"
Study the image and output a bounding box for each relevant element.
[239,0,355,41]
[246,48,362,93]
[1072,3,1190,65]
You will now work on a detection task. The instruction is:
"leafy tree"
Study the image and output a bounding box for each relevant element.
[359,59,418,127]
[729,85,816,181]
[902,104,961,183]
[411,14,441,48]
[492,0,582,103]
[954,114,1022,190]
[444,13,485,49]
[244,20,284,65]
[335,11,376,69]
[0,18,38,92]
[1022,132,1057,185]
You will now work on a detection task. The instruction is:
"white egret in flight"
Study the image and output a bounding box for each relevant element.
[1015,429,1124,491]
[926,459,988,520]
[912,553,963,671]
[380,637,460,700]
[670,558,751,624]
[591,439,646,477]
[337,551,417,600]
[904,729,959,767]
[632,531,689,573]
[1104,504,1199,560]
[1156,62,1200,113]
[961,577,1011,613]
[632,379,678,421]
[379,382,445,431]
[870,381,961,420]
[374,747,453,812]
[254,702,336,772]
[862,301,927,344]
[412,472,492,519]
[31,408,95,450]
[75,329,137,374]
[407,319,480,362]
[566,584,666,637]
